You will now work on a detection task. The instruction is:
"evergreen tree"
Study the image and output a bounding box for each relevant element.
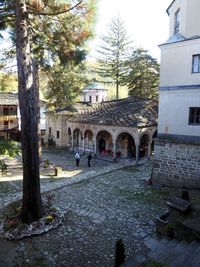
[0,0,96,224]
[124,48,160,98]
[95,15,132,100]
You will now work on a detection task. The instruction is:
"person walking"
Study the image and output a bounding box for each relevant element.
[75,152,80,167]
[87,153,92,167]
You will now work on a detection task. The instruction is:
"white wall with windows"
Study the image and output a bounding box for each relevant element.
[168,0,200,38]
[158,89,200,136]
[160,39,200,87]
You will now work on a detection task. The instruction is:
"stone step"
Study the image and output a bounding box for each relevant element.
[146,238,200,267]
[170,240,200,267]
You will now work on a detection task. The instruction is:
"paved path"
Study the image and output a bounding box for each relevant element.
[0,150,199,267]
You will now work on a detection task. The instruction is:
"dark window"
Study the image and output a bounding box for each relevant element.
[49,127,51,134]
[189,107,200,125]
[192,55,200,73]
[3,107,9,115]
[174,9,180,34]
[4,121,8,129]
[57,131,60,139]
[96,96,98,102]
[89,96,92,102]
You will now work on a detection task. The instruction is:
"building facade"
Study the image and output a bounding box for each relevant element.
[0,93,47,141]
[80,82,108,103]
[46,97,158,162]
[152,0,200,188]
[0,93,19,140]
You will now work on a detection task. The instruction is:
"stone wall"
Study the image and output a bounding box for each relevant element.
[152,139,200,189]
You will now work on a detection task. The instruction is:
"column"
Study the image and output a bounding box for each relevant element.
[83,134,85,154]
[147,141,151,160]
[113,141,116,161]
[71,131,74,151]
[135,144,140,163]
[93,137,97,155]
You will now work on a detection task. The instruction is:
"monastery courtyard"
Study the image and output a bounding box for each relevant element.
[0,149,199,266]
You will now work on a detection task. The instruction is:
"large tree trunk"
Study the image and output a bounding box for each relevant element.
[15,0,44,224]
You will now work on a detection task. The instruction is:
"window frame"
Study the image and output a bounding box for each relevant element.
[174,9,180,34]
[192,54,200,73]
[56,130,60,139]
[189,107,200,125]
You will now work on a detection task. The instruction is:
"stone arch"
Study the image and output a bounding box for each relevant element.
[96,130,113,158]
[116,132,136,159]
[84,129,94,151]
[139,133,150,158]
[73,128,83,150]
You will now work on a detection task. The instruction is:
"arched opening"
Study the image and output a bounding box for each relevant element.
[73,128,83,150]
[84,130,94,151]
[140,134,150,158]
[116,133,136,159]
[67,127,72,148]
[151,130,157,155]
[96,130,113,158]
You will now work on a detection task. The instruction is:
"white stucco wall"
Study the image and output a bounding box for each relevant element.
[168,0,200,38]
[158,88,200,136]
[80,89,107,103]
[160,38,200,87]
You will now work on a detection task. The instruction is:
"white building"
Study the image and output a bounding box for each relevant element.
[0,93,47,140]
[80,82,107,103]
[152,0,200,188]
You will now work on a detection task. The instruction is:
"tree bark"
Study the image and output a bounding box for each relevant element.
[15,0,44,224]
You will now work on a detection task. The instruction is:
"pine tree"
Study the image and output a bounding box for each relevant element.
[95,15,132,100]
[124,48,160,98]
[0,0,96,224]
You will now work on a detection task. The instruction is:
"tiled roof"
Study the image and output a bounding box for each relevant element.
[82,82,107,91]
[66,97,158,128]
[0,92,47,106]
[0,93,18,105]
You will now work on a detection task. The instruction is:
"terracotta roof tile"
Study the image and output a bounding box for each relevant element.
[65,96,158,128]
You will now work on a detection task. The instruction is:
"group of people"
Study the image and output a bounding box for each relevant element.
[75,152,92,167]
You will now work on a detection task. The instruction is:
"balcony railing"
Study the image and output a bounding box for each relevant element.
[0,115,18,121]
[0,110,17,115]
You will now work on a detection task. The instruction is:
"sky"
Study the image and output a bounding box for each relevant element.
[88,0,173,62]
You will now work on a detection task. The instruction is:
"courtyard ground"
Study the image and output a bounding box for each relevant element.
[0,149,199,266]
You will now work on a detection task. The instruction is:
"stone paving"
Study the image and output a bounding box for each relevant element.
[0,149,199,267]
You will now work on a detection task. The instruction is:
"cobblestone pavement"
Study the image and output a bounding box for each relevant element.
[0,150,199,267]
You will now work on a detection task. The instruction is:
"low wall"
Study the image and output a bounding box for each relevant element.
[152,138,200,189]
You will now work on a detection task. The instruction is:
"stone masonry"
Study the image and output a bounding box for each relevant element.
[152,138,200,189]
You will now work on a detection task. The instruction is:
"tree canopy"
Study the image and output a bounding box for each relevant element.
[0,0,97,223]
[95,15,132,100]
[124,48,160,98]
[0,0,96,107]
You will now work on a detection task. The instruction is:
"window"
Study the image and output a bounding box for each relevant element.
[174,9,180,34]
[189,107,200,125]
[192,55,200,73]
[89,96,92,102]
[49,127,51,134]
[57,131,60,139]
[4,121,8,129]
[96,95,98,102]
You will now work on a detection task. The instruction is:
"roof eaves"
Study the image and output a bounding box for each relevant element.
[166,0,176,15]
